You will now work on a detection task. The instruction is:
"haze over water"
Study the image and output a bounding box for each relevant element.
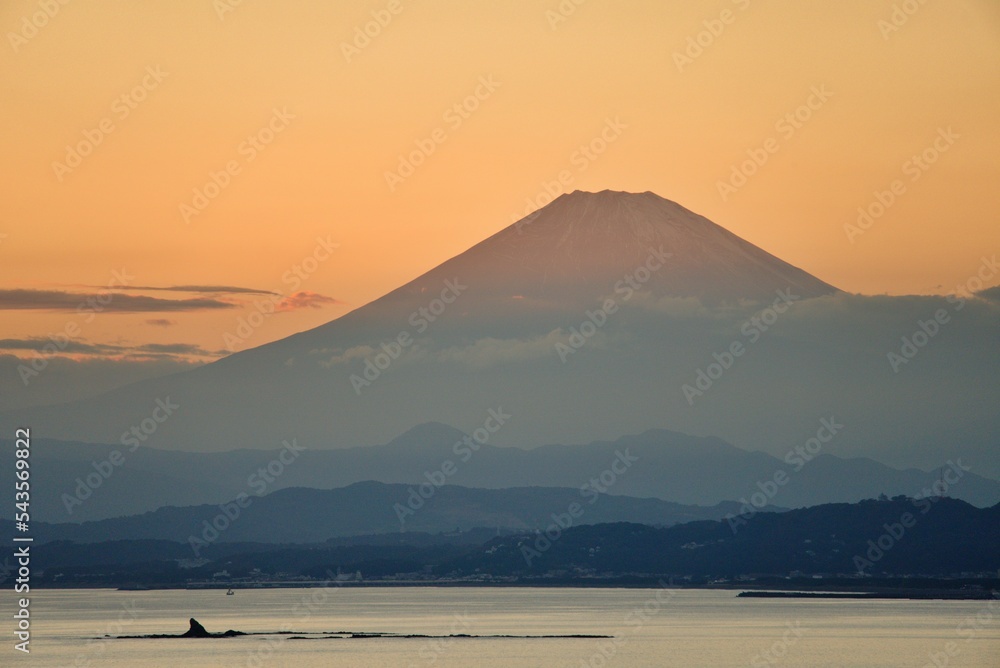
[9,588,998,667]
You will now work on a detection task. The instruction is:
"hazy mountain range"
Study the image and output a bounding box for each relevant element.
[21,497,1000,587]
[9,481,761,546]
[5,423,997,524]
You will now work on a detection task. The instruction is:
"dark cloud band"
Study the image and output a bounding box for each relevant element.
[0,289,236,312]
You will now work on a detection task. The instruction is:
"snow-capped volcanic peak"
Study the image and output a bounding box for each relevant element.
[416,190,837,303]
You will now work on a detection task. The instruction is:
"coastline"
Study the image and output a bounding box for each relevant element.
[24,580,994,601]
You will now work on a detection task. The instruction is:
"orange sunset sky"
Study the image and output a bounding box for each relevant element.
[1,0,998,402]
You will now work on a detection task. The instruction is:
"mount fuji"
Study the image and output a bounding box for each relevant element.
[5,191,998,478]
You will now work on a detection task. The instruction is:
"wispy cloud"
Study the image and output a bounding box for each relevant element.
[134,342,226,356]
[0,289,235,312]
[437,331,564,369]
[320,344,377,367]
[276,290,343,311]
[99,284,280,296]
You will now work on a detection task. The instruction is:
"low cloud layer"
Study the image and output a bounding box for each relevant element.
[0,354,204,412]
[437,331,568,369]
[4,287,998,478]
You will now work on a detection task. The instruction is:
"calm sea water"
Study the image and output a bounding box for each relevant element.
[3,587,998,667]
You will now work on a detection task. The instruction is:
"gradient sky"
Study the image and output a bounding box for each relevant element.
[1,0,998,405]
